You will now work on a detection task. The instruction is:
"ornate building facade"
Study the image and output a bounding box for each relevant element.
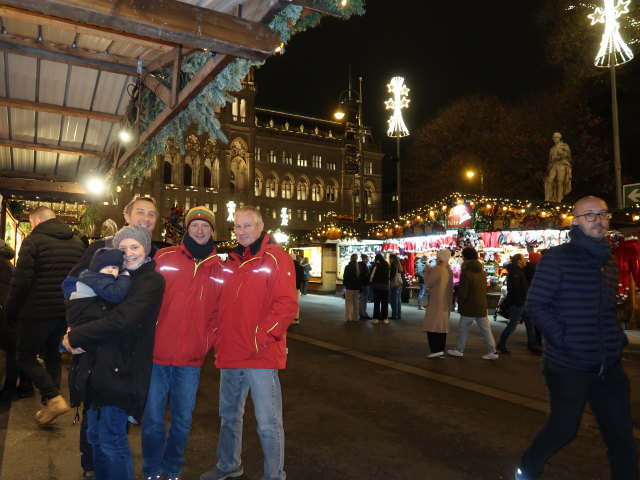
[116,72,383,241]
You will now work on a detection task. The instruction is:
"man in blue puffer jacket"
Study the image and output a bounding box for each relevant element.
[515,196,638,480]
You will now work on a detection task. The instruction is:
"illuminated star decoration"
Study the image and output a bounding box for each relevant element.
[588,0,634,67]
[385,76,410,138]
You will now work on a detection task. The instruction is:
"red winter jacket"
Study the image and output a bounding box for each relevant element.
[153,242,225,366]
[213,233,298,369]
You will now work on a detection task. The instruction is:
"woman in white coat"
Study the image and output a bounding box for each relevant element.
[422,249,453,358]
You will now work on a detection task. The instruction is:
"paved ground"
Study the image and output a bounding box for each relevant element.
[1,293,639,479]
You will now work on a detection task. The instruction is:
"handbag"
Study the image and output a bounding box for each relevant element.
[390,271,403,287]
[496,297,510,319]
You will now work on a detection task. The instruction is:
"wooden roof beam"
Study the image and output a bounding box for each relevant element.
[0,39,138,76]
[4,0,282,61]
[0,5,173,52]
[0,97,122,123]
[0,138,109,158]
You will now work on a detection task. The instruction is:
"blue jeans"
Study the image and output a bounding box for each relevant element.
[87,405,134,480]
[359,285,370,316]
[519,361,638,479]
[389,285,402,318]
[417,283,426,307]
[142,364,201,477]
[217,369,285,480]
[497,304,536,349]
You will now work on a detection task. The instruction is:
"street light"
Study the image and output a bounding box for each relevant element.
[465,170,484,194]
[588,0,634,209]
[385,76,410,217]
[335,74,366,222]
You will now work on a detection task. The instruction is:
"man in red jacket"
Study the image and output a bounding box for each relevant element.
[200,206,298,480]
[142,206,225,480]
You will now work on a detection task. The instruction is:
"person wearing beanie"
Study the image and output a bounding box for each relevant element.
[446,247,499,360]
[516,196,638,480]
[141,206,225,480]
[422,248,453,358]
[71,248,131,303]
[62,196,159,480]
[63,225,165,480]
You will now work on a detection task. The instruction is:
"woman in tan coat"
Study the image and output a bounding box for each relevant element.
[422,248,453,358]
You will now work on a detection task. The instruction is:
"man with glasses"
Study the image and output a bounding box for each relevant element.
[515,196,638,480]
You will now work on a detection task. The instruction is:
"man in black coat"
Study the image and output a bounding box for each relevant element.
[5,206,84,424]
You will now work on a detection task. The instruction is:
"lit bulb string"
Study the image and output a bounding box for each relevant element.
[367,193,575,237]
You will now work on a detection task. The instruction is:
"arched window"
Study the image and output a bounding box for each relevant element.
[365,184,374,205]
[203,166,211,188]
[163,161,172,184]
[296,178,309,200]
[240,99,247,122]
[232,97,239,121]
[212,158,220,190]
[281,177,293,199]
[265,177,277,198]
[311,182,323,202]
[184,163,192,186]
[255,176,263,196]
[326,184,336,202]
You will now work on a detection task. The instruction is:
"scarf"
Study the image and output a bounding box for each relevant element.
[183,234,214,261]
[569,225,612,266]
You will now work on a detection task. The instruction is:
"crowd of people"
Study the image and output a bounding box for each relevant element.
[0,198,297,480]
[0,194,637,480]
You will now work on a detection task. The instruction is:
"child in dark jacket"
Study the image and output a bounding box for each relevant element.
[67,248,131,407]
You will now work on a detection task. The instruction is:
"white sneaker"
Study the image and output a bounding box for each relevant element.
[447,349,464,357]
[371,319,379,324]
[427,351,444,359]
[482,352,499,360]
[382,319,389,324]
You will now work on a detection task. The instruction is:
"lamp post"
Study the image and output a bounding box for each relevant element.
[385,76,410,218]
[335,75,366,222]
[588,0,634,209]
[465,170,484,194]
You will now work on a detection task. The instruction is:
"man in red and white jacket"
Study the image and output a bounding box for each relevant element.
[200,206,297,480]
[142,206,225,480]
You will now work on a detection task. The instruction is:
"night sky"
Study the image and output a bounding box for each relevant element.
[255,1,560,151]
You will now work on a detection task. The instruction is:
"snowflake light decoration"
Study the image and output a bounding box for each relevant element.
[588,0,634,67]
[385,76,410,137]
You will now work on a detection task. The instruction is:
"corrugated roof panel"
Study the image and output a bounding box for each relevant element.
[74,156,102,177]
[41,25,76,45]
[76,34,111,53]
[60,117,88,147]
[2,18,38,38]
[39,60,69,105]
[7,54,37,101]
[93,72,129,114]
[0,106,8,140]
[11,148,34,172]
[84,120,112,150]
[0,54,5,96]
[0,147,10,169]
[36,112,63,144]
[54,153,81,177]
[66,66,99,109]
[10,109,36,141]
[35,151,57,175]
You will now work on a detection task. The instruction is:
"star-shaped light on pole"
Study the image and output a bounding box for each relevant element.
[588,0,634,209]
[588,0,634,67]
[385,76,410,217]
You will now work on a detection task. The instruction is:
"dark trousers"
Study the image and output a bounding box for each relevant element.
[16,318,66,400]
[372,288,389,320]
[80,402,94,472]
[301,280,309,295]
[0,328,18,395]
[426,332,447,353]
[520,360,639,480]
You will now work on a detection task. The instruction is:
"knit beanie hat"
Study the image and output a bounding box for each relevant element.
[112,226,152,256]
[185,206,216,230]
[89,247,124,273]
[437,248,452,263]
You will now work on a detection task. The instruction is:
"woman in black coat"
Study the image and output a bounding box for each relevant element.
[369,253,390,324]
[64,227,165,480]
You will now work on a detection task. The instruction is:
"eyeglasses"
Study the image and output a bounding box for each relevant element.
[574,211,612,222]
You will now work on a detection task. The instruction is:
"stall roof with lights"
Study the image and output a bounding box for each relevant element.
[0,0,357,200]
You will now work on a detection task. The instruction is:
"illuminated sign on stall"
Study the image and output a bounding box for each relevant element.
[446,204,473,229]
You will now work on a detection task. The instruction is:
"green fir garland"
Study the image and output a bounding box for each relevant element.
[114,1,365,186]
